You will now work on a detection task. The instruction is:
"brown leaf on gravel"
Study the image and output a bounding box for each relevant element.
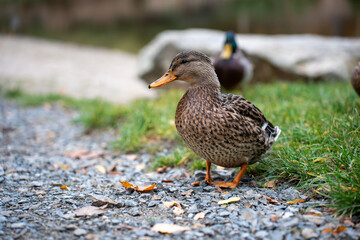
[286,199,306,205]
[270,214,279,222]
[64,149,103,160]
[119,224,143,230]
[304,208,322,216]
[60,165,70,170]
[264,180,276,188]
[161,180,174,183]
[183,172,191,178]
[121,181,156,193]
[190,182,200,186]
[180,189,194,196]
[95,165,106,174]
[322,226,348,236]
[156,166,168,173]
[218,197,241,205]
[163,201,181,208]
[64,149,88,159]
[150,223,190,234]
[194,212,205,221]
[173,207,185,216]
[74,206,107,217]
[262,195,280,204]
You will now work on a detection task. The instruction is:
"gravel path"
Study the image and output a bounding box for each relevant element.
[0,99,359,240]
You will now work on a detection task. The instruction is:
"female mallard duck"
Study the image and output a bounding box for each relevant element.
[352,62,360,96]
[149,51,280,189]
[213,31,253,91]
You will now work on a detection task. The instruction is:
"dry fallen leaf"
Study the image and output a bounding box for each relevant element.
[135,164,146,170]
[61,165,70,170]
[60,185,69,190]
[161,180,174,183]
[64,149,87,159]
[218,197,241,205]
[173,207,185,216]
[95,165,107,174]
[191,182,200,186]
[125,154,139,161]
[81,151,102,160]
[74,206,107,217]
[181,189,194,196]
[156,166,168,173]
[121,181,156,193]
[264,180,275,188]
[163,201,181,208]
[313,158,328,163]
[304,208,322,216]
[262,195,280,204]
[270,214,279,222]
[64,148,103,160]
[287,199,306,205]
[194,212,205,221]
[33,190,46,195]
[151,223,190,234]
[322,226,348,236]
[137,183,156,192]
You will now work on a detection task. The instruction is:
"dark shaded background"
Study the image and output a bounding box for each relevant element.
[1,0,359,52]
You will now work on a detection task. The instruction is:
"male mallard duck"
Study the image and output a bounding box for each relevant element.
[352,62,360,96]
[149,51,280,189]
[213,31,253,91]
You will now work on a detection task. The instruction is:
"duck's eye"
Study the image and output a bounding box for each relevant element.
[181,60,188,64]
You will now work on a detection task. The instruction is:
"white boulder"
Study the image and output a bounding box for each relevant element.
[138,29,360,83]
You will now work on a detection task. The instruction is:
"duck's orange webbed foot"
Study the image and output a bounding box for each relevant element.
[213,181,238,189]
[213,163,249,189]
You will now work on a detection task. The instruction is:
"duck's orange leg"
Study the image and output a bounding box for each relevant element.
[213,163,248,189]
[204,160,213,185]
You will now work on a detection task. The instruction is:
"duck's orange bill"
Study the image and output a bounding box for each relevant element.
[148,70,177,88]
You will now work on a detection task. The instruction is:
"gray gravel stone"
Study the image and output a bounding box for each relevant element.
[240,208,257,220]
[301,228,318,239]
[125,200,138,207]
[10,222,26,228]
[73,228,87,236]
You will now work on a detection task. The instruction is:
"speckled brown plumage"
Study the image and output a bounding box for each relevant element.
[175,85,277,168]
[149,50,280,188]
[352,62,360,96]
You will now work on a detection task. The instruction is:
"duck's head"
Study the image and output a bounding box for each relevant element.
[221,31,238,59]
[149,50,220,88]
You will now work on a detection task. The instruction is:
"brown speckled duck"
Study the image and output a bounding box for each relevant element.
[352,62,360,96]
[149,51,281,189]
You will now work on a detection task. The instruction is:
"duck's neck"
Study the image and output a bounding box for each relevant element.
[186,84,221,105]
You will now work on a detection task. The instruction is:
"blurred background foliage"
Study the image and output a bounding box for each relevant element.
[0,0,359,53]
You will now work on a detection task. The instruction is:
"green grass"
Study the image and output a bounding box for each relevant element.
[245,82,360,216]
[3,82,360,215]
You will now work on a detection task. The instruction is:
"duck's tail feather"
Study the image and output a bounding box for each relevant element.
[263,121,281,143]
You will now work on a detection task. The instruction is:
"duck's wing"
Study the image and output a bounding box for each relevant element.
[220,93,267,126]
[220,93,280,141]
